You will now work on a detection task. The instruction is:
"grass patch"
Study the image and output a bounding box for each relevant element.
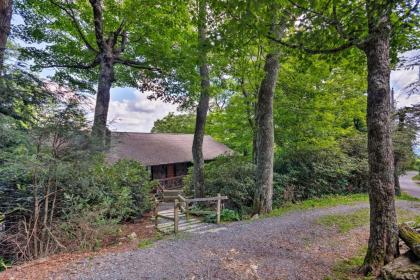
[412,174,420,181]
[397,192,420,202]
[325,247,373,280]
[137,239,155,249]
[397,208,420,224]
[267,194,369,218]
[316,207,420,234]
[265,192,418,219]
[137,233,165,249]
[317,209,370,233]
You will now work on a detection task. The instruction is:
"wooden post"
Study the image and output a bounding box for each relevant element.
[154,205,158,228]
[216,193,221,224]
[185,201,189,221]
[174,199,179,234]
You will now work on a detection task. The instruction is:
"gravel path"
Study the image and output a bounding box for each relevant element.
[51,200,420,280]
[400,171,420,198]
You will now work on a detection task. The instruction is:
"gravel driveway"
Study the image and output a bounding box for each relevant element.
[400,171,420,198]
[51,200,420,280]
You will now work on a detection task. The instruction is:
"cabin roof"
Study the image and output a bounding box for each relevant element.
[107,132,233,166]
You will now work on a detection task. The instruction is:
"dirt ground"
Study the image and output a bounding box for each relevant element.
[0,214,156,280]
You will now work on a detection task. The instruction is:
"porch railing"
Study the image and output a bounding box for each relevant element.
[157,175,185,190]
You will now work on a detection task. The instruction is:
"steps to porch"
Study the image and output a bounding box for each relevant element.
[155,203,226,235]
[161,189,183,202]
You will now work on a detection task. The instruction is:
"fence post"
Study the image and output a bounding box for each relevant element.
[185,201,189,221]
[174,199,179,234]
[216,193,221,224]
[154,204,158,228]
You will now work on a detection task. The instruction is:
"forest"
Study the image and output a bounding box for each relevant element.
[0,0,419,279]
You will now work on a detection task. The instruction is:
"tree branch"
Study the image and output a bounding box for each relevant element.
[88,0,106,51]
[49,0,98,53]
[40,58,100,69]
[267,35,355,54]
[114,58,161,72]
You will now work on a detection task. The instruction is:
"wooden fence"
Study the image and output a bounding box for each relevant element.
[157,175,185,190]
[175,194,228,233]
[154,194,228,234]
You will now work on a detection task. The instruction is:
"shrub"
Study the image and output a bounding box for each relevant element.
[184,156,255,216]
[274,146,368,201]
[184,147,368,219]
[56,210,120,252]
[64,157,156,223]
[203,209,241,223]
[184,156,284,216]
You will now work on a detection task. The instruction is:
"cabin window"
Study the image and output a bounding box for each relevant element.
[151,165,167,180]
[175,163,188,176]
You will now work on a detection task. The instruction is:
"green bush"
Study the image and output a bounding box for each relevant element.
[184,156,283,216]
[184,148,368,218]
[184,156,254,216]
[63,157,156,223]
[274,146,368,201]
[203,209,240,223]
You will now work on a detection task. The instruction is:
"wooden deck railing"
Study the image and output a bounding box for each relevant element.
[157,175,185,190]
[176,194,228,232]
[154,193,228,234]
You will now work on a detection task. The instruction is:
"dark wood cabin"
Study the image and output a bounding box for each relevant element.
[108,132,233,189]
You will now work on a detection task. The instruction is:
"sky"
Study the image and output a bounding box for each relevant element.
[104,88,178,132]
[99,66,419,133]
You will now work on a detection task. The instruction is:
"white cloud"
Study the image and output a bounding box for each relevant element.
[391,66,419,108]
[107,90,178,132]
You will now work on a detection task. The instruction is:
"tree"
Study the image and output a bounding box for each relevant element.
[152,113,195,134]
[0,0,12,73]
[17,0,191,146]
[269,0,419,273]
[192,0,211,198]
[253,17,282,214]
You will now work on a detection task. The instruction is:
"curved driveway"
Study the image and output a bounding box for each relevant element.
[400,171,420,198]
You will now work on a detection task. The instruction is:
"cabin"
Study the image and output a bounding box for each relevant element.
[108,132,233,189]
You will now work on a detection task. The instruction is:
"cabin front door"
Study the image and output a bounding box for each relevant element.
[167,164,175,178]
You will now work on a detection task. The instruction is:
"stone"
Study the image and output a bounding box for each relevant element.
[128,232,138,240]
[381,251,420,280]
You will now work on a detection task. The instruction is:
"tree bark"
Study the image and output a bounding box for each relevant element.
[92,55,114,147]
[0,0,12,73]
[253,50,279,214]
[192,0,210,198]
[362,5,399,273]
[393,158,401,196]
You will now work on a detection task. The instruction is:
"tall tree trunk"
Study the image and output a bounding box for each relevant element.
[192,0,210,198]
[0,0,12,73]
[362,7,399,273]
[92,55,114,147]
[253,50,280,214]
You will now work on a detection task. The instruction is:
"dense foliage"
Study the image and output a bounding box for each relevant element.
[0,103,155,262]
[1,0,418,274]
[184,150,369,218]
